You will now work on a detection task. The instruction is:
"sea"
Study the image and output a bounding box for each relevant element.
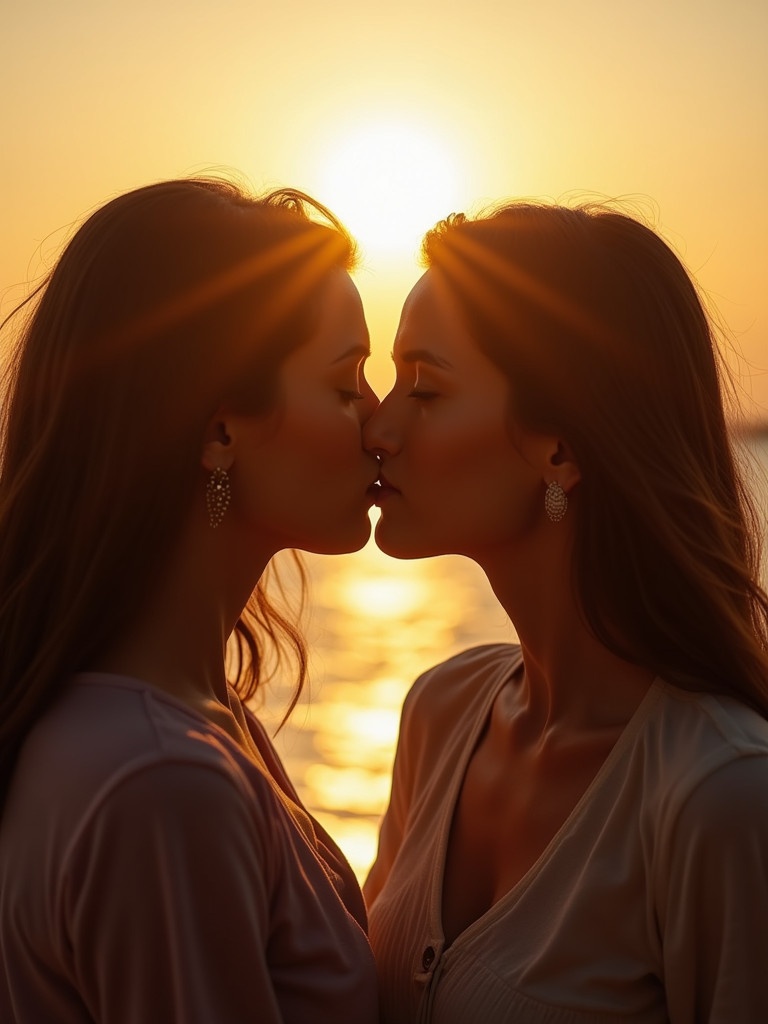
[259,433,768,883]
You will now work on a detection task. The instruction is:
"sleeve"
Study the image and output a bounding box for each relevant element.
[658,755,768,1023]
[62,761,283,1024]
[363,676,424,907]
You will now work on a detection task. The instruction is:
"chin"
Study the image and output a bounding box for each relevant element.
[306,518,373,556]
[373,521,436,560]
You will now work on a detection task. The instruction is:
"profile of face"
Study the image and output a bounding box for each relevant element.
[219,269,380,555]
[364,271,561,563]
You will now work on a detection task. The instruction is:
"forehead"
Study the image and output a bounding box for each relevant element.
[304,269,369,354]
[319,269,365,325]
[393,270,472,361]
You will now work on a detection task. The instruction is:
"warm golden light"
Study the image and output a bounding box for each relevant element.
[311,811,381,881]
[317,118,464,261]
[305,763,392,813]
[339,574,430,620]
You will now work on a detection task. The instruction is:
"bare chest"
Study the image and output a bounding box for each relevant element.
[441,727,617,945]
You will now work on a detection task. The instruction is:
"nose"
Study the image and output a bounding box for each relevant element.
[363,390,400,457]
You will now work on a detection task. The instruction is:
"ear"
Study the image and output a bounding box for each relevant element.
[547,439,581,494]
[200,409,235,473]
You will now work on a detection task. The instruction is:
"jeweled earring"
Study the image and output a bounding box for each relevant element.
[544,480,567,522]
[206,467,231,528]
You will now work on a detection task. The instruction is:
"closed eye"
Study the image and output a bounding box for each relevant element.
[338,389,364,401]
[407,388,439,400]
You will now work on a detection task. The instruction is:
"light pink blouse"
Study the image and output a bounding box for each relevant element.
[0,673,378,1023]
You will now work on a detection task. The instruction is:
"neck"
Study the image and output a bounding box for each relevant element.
[480,545,654,735]
[94,509,274,708]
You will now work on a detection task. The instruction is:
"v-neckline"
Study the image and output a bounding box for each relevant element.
[427,652,662,950]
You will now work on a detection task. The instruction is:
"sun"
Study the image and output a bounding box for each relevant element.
[316,119,464,262]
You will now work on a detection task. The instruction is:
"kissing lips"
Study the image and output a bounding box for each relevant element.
[373,472,401,504]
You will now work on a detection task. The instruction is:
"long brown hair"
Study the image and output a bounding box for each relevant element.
[422,202,768,715]
[0,177,357,808]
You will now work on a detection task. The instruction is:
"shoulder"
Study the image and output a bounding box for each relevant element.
[406,642,522,713]
[642,683,768,846]
[398,642,521,762]
[648,683,768,783]
[17,676,277,854]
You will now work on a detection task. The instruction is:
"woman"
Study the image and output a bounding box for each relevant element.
[363,203,768,1022]
[0,178,380,1023]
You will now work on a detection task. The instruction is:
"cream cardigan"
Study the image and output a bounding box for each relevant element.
[365,643,768,1023]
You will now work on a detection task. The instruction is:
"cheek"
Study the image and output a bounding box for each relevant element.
[412,411,509,483]
[407,416,538,531]
[275,399,365,477]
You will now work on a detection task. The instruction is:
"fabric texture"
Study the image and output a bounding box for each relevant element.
[0,673,378,1024]
[364,643,768,1024]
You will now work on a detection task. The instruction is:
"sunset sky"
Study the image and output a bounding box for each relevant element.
[3,0,767,415]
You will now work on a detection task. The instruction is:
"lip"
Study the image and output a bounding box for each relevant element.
[372,473,401,504]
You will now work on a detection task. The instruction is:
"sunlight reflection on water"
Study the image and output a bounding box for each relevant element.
[260,534,516,881]
[260,435,768,884]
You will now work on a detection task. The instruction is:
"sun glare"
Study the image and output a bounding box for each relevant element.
[317,119,463,262]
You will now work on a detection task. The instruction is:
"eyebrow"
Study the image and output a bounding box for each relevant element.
[332,344,371,364]
[392,347,453,370]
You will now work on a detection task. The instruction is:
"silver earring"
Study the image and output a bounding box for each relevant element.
[206,467,231,528]
[544,480,567,522]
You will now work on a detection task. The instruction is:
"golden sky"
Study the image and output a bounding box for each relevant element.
[3,0,767,414]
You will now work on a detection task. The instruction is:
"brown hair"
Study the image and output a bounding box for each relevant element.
[0,177,357,807]
[422,202,768,715]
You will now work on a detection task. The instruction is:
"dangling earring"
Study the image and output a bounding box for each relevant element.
[544,480,567,522]
[206,467,231,528]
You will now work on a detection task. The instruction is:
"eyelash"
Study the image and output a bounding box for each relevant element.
[407,388,438,401]
[338,389,364,402]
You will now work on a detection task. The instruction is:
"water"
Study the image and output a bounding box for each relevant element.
[260,435,768,882]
